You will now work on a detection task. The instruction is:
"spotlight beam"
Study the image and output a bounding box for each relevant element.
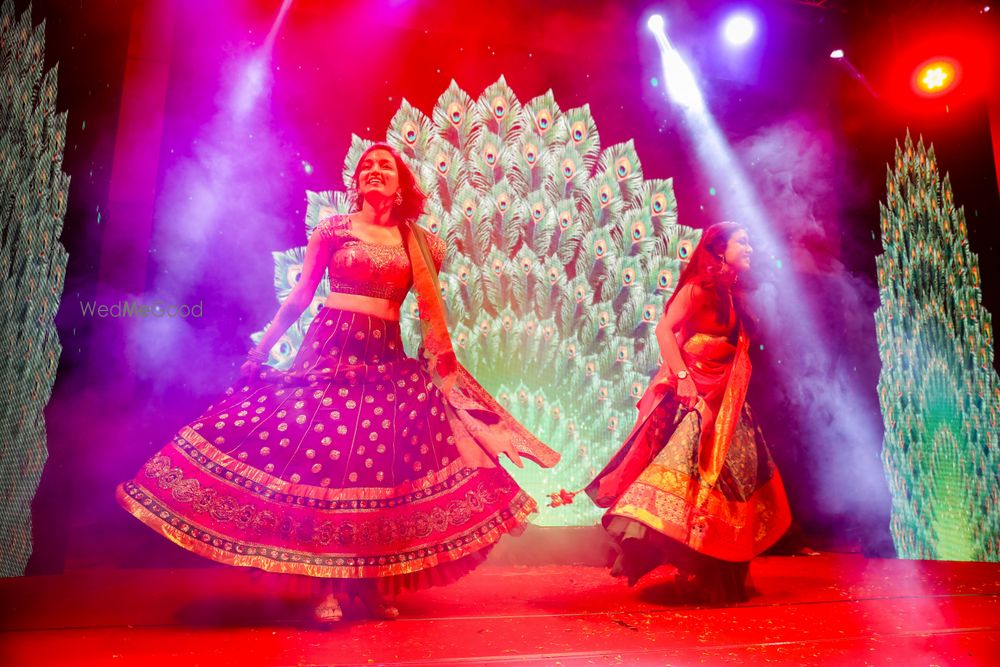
[647,17,705,113]
[263,0,295,52]
[831,51,880,99]
[231,0,296,119]
[647,17,777,299]
[646,17,886,516]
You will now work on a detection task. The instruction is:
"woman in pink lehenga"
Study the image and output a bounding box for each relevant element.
[117,144,559,623]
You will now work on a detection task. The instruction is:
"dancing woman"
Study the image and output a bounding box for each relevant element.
[117,144,558,622]
[580,222,790,602]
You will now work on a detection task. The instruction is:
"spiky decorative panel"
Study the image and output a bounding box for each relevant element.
[254,78,698,525]
[876,132,999,561]
[0,1,70,575]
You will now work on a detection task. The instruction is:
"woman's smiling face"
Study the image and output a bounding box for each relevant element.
[724,228,753,272]
[356,148,400,201]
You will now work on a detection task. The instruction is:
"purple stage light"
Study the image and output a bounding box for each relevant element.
[723,13,756,46]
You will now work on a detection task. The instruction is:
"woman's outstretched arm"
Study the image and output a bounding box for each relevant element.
[245,226,334,365]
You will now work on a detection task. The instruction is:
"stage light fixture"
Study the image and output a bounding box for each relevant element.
[647,14,664,32]
[723,14,756,46]
[912,57,960,97]
[922,67,948,89]
[830,49,844,59]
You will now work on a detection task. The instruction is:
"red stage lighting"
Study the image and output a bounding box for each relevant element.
[911,57,961,97]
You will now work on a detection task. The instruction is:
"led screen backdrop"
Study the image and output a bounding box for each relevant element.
[253,86,1000,543]
[876,133,999,561]
[0,1,70,575]
[253,78,700,526]
[7,1,995,557]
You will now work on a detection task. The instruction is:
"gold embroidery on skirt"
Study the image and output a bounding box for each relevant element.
[117,481,535,579]
[177,426,470,501]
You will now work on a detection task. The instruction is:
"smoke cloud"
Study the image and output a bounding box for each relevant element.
[736,114,891,537]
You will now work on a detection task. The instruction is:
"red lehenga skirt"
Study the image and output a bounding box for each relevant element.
[116,307,536,591]
[600,402,790,573]
[586,332,791,599]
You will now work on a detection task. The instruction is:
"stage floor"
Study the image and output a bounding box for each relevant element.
[1,554,997,666]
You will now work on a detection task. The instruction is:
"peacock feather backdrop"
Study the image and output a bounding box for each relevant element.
[0,1,70,574]
[875,132,999,561]
[254,77,700,525]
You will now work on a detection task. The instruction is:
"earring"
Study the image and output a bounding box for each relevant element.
[394,191,403,206]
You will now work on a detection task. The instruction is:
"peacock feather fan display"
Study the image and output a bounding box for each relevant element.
[0,1,71,574]
[875,131,999,561]
[255,78,698,525]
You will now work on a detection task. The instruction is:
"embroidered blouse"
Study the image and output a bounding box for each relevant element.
[315,214,445,304]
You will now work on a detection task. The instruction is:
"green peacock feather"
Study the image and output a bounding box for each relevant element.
[876,132,1000,561]
[256,78,700,525]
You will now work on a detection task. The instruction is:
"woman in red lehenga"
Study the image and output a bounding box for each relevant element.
[582,222,790,603]
[116,144,559,623]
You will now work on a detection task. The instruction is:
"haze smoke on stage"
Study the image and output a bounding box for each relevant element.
[737,116,888,526]
[648,20,889,533]
[134,6,297,393]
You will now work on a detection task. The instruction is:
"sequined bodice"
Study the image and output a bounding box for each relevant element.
[316,215,444,304]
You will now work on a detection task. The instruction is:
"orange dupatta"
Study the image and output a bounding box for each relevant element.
[585,329,751,506]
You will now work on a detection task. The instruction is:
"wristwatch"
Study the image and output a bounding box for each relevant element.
[676,370,689,380]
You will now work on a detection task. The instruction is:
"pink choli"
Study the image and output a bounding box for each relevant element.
[316,214,445,303]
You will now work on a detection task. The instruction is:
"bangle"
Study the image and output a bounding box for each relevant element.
[247,347,268,363]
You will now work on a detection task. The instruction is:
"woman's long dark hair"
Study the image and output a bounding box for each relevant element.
[351,142,427,223]
[665,221,757,334]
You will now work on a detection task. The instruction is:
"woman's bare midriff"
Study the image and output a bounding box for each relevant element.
[324,292,401,321]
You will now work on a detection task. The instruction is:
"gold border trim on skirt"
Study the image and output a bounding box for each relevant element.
[116,482,535,578]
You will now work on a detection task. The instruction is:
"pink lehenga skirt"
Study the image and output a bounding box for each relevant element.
[116,306,536,592]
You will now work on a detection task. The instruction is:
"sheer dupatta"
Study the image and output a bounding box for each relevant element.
[402,221,560,471]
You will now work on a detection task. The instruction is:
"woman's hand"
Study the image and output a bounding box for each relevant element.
[435,350,457,377]
[676,375,699,409]
[240,359,262,379]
